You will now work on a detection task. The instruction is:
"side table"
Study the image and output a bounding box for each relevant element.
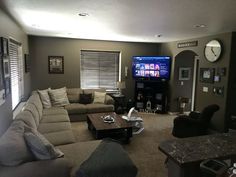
[111,94,126,114]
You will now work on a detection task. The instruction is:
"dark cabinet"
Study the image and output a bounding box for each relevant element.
[111,94,126,114]
[134,80,168,113]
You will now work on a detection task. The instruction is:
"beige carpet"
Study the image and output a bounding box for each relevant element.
[71,113,176,177]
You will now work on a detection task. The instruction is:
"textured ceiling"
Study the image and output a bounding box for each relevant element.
[1,0,236,42]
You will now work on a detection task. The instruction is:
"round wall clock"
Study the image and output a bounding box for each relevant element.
[204,40,222,62]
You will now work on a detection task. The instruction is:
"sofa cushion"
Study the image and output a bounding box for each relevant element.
[57,140,101,176]
[14,111,37,129]
[38,122,72,134]
[24,128,64,160]
[27,93,43,118]
[86,104,114,113]
[23,103,40,126]
[93,91,106,104]
[49,87,70,107]
[0,121,33,166]
[79,93,93,104]
[64,103,87,114]
[0,158,72,177]
[43,108,68,116]
[38,88,52,109]
[67,88,83,103]
[43,130,76,146]
[40,114,70,123]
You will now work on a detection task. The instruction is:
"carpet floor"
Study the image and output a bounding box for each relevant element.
[71,113,176,177]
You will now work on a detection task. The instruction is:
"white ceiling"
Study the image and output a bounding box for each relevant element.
[1,0,236,43]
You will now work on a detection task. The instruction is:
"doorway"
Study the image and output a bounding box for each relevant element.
[174,50,198,112]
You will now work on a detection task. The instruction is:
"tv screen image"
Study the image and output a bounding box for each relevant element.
[132,56,171,80]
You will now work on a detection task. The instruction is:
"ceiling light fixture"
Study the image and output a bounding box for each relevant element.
[31,24,40,28]
[155,34,162,38]
[194,24,206,28]
[78,13,89,17]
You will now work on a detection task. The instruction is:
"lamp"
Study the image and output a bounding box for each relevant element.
[117,81,126,95]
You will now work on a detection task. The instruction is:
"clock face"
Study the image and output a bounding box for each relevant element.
[204,40,222,62]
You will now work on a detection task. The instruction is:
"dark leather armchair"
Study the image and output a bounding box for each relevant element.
[172,104,220,138]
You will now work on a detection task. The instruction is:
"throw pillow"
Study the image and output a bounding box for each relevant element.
[38,88,52,108]
[79,93,93,104]
[48,87,70,107]
[24,127,64,160]
[93,91,106,104]
[0,121,34,166]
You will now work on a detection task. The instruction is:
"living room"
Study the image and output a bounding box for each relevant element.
[0,0,236,177]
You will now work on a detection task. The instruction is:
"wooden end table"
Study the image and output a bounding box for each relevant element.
[87,112,133,143]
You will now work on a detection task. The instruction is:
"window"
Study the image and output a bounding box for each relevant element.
[80,50,120,89]
[9,38,24,110]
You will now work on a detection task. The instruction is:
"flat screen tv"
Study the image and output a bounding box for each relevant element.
[132,56,171,80]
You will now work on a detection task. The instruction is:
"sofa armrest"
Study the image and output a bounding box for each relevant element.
[0,158,73,177]
[104,95,114,105]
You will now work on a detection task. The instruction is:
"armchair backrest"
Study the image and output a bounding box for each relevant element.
[199,104,220,123]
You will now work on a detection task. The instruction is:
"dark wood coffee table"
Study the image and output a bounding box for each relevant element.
[87,112,133,143]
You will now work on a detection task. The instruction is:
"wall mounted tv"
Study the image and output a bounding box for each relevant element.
[132,56,171,80]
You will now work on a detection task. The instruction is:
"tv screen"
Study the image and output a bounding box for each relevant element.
[132,56,171,80]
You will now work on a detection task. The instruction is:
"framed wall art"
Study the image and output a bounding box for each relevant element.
[0,58,5,105]
[4,77,10,95]
[200,68,215,83]
[48,56,64,74]
[3,58,10,78]
[1,37,9,56]
[179,67,191,81]
[25,54,30,73]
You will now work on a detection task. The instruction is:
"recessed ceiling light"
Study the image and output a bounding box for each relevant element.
[194,24,206,28]
[32,24,40,28]
[155,34,162,38]
[78,13,89,17]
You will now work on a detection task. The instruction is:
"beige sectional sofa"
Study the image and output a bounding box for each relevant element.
[65,88,115,121]
[0,91,103,177]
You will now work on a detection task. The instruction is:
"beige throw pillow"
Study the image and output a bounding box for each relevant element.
[48,87,69,107]
[24,127,64,160]
[38,88,52,108]
[93,91,106,104]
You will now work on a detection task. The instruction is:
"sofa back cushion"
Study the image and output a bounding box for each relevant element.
[67,88,83,103]
[23,103,40,126]
[48,87,70,107]
[0,121,33,166]
[14,111,37,129]
[27,93,43,118]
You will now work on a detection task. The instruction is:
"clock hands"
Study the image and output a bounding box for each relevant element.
[211,47,217,57]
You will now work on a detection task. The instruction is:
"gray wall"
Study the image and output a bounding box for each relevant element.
[0,8,30,136]
[29,36,160,100]
[161,32,232,132]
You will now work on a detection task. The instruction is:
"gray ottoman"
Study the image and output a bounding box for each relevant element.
[76,139,137,177]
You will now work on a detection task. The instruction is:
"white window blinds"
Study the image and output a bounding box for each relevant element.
[80,50,119,89]
[9,39,23,110]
